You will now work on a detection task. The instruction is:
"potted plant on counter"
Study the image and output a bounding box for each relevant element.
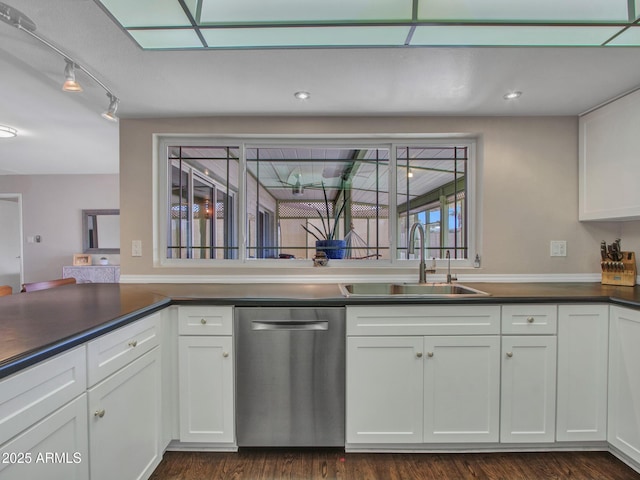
[301,182,348,259]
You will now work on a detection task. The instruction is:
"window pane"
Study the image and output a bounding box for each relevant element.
[397,145,467,260]
[166,146,239,259]
[246,147,389,260]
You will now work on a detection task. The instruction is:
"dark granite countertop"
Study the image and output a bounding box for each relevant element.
[2,281,640,379]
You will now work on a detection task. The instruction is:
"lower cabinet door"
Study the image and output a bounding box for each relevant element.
[423,336,500,443]
[556,305,609,442]
[0,395,88,480]
[500,336,557,443]
[178,336,234,443]
[346,336,423,444]
[88,348,161,480]
[608,306,640,463]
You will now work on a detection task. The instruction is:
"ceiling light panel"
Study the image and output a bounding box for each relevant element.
[197,0,414,24]
[128,28,204,49]
[417,0,630,22]
[606,26,640,45]
[201,26,411,48]
[97,0,192,27]
[411,25,622,46]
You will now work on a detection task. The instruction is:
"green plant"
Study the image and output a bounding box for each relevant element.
[301,182,347,241]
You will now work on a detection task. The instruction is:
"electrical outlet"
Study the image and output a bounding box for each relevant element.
[132,240,142,257]
[550,240,567,257]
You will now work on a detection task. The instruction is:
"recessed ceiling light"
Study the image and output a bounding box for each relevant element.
[504,91,522,100]
[294,91,310,100]
[0,125,17,138]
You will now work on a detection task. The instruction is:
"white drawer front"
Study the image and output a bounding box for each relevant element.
[501,305,557,334]
[0,346,86,446]
[178,306,233,335]
[346,305,501,336]
[87,312,161,386]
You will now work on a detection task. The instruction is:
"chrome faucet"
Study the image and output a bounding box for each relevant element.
[408,222,435,283]
[445,250,457,284]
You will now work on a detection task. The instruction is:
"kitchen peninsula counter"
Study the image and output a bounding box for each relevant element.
[2,281,640,379]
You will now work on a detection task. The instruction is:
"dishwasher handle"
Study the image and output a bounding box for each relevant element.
[251,320,329,331]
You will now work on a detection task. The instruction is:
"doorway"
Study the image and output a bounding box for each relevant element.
[0,194,24,294]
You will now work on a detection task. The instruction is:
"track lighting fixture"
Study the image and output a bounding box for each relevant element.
[0,2,119,122]
[62,60,82,92]
[101,93,119,122]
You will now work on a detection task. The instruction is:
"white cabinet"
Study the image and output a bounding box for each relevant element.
[500,305,557,444]
[88,348,161,480]
[556,305,609,442]
[423,335,500,443]
[0,347,88,480]
[579,89,640,221]
[608,306,640,463]
[178,336,234,443]
[177,306,235,445]
[346,305,501,445]
[347,336,423,444]
[0,395,88,480]
[500,335,557,443]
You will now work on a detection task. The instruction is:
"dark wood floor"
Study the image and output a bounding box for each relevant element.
[149,449,640,480]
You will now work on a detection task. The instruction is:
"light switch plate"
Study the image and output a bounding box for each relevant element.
[550,240,567,257]
[132,240,142,257]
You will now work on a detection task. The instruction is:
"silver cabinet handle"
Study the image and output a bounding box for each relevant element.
[94,409,105,418]
[527,317,535,323]
[427,352,434,357]
[416,352,423,358]
[201,318,207,325]
[128,340,137,348]
[506,352,513,357]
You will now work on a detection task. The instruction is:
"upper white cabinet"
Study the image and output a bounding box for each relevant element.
[608,306,640,464]
[579,89,640,221]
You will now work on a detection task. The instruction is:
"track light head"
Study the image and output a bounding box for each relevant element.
[62,60,82,92]
[101,93,119,122]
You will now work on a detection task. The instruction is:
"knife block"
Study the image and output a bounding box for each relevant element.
[601,251,637,286]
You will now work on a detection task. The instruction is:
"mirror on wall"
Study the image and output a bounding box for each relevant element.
[82,209,120,254]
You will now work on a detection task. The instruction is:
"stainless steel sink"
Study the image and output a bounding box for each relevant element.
[339,282,490,297]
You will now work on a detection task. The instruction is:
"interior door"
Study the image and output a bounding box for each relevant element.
[0,195,23,293]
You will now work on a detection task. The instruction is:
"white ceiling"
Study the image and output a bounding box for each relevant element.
[2,0,640,175]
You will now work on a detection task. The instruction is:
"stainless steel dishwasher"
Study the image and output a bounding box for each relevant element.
[235,307,345,447]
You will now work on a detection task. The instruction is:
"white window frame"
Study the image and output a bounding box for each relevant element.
[154,134,479,269]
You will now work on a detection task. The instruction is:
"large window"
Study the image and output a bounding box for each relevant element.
[159,138,474,265]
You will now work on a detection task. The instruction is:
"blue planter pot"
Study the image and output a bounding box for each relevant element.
[316,239,347,259]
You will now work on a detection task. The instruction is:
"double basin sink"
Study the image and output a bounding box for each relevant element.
[339,282,489,297]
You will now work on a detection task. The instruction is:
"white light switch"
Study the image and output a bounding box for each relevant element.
[132,240,142,257]
[550,240,567,257]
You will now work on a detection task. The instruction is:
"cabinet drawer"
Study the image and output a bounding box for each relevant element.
[0,346,86,446]
[87,312,161,386]
[178,306,233,335]
[347,305,500,336]
[501,305,557,334]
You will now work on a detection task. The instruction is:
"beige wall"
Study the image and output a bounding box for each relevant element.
[120,115,624,279]
[0,174,119,282]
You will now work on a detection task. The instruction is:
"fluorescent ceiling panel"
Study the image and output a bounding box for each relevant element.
[197,0,414,23]
[607,26,640,45]
[98,0,192,27]
[201,26,410,48]
[128,29,203,49]
[411,25,622,46]
[417,0,630,22]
